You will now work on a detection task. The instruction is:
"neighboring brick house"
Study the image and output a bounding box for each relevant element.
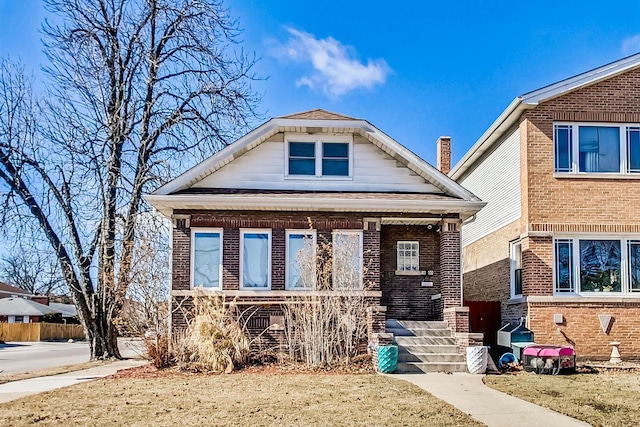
[0,282,33,299]
[147,109,485,354]
[452,53,640,359]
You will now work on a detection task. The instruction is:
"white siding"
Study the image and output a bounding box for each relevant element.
[459,126,521,246]
[193,134,439,193]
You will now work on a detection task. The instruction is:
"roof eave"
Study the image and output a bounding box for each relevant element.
[450,98,531,180]
[145,194,486,220]
[451,53,640,181]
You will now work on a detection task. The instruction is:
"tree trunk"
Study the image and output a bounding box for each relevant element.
[86,311,122,360]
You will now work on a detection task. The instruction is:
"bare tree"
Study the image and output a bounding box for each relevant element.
[0,0,259,359]
[0,245,65,295]
[125,212,171,337]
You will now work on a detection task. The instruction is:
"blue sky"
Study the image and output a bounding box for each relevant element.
[2,1,640,166]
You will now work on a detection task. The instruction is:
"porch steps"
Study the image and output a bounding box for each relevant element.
[386,319,467,373]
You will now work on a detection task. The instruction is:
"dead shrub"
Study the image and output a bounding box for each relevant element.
[143,334,172,369]
[176,290,250,373]
[283,228,372,367]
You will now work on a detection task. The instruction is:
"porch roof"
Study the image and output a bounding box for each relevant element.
[146,189,484,219]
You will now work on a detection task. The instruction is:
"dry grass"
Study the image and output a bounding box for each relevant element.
[0,373,483,426]
[0,361,108,385]
[485,371,640,427]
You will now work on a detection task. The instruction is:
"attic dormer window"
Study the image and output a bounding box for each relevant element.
[285,134,353,179]
[289,142,316,175]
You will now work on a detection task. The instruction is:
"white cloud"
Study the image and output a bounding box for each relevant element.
[621,34,640,55]
[277,28,390,97]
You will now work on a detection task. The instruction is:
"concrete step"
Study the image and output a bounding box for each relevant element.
[398,320,448,329]
[395,361,468,373]
[386,327,452,338]
[394,336,456,346]
[385,319,447,329]
[397,352,466,363]
[398,344,459,354]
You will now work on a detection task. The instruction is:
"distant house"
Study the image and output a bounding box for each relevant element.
[147,109,486,368]
[0,282,32,299]
[452,53,640,359]
[0,297,60,323]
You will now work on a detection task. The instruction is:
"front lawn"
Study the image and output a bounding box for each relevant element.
[0,371,483,426]
[485,371,640,427]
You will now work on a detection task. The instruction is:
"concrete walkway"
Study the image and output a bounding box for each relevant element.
[391,373,590,427]
[0,359,148,404]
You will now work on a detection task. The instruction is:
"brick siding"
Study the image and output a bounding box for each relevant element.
[440,227,462,309]
[528,300,640,360]
[380,225,441,320]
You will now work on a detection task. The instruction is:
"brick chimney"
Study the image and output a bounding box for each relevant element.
[436,136,451,175]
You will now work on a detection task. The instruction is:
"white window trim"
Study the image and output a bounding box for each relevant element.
[284,133,354,180]
[240,228,272,290]
[553,234,640,297]
[396,240,419,275]
[510,239,523,299]
[332,230,364,289]
[554,122,640,176]
[285,230,317,290]
[190,228,224,290]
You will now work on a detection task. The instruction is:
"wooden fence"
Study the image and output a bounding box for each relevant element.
[0,323,85,342]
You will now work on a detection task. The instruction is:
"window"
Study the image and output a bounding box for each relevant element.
[191,229,223,288]
[397,241,419,272]
[288,142,316,175]
[286,230,317,289]
[510,240,522,297]
[285,135,352,178]
[322,143,349,176]
[554,237,640,295]
[240,229,271,289]
[332,231,363,289]
[554,123,640,174]
[554,239,574,293]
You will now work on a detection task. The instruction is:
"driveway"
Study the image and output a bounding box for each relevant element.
[0,338,144,375]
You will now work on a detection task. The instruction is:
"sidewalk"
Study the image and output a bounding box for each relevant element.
[391,373,590,427]
[0,359,148,404]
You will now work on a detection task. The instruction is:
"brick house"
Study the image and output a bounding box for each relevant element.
[147,109,485,360]
[452,53,640,359]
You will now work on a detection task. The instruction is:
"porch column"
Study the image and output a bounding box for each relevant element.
[439,219,462,309]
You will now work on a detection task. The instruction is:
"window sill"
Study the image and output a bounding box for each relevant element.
[507,296,526,304]
[395,270,426,276]
[554,172,640,179]
[284,175,353,181]
[530,294,640,303]
[172,289,383,297]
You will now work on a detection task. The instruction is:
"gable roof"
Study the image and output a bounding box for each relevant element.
[151,110,479,200]
[278,109,358,120]
[450,52,640,180]
[0,297,60,316]
[0,282,32,298]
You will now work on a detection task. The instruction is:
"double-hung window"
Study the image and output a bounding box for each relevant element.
[191,229,223,289]
[554,123,640,174]
[397,241,419,273]
[554,236,640,295]
[285,135,352,178]
[510,240,523,297]
[332,230,363,289]
[286,230,317,289]
[240,229,271,289]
